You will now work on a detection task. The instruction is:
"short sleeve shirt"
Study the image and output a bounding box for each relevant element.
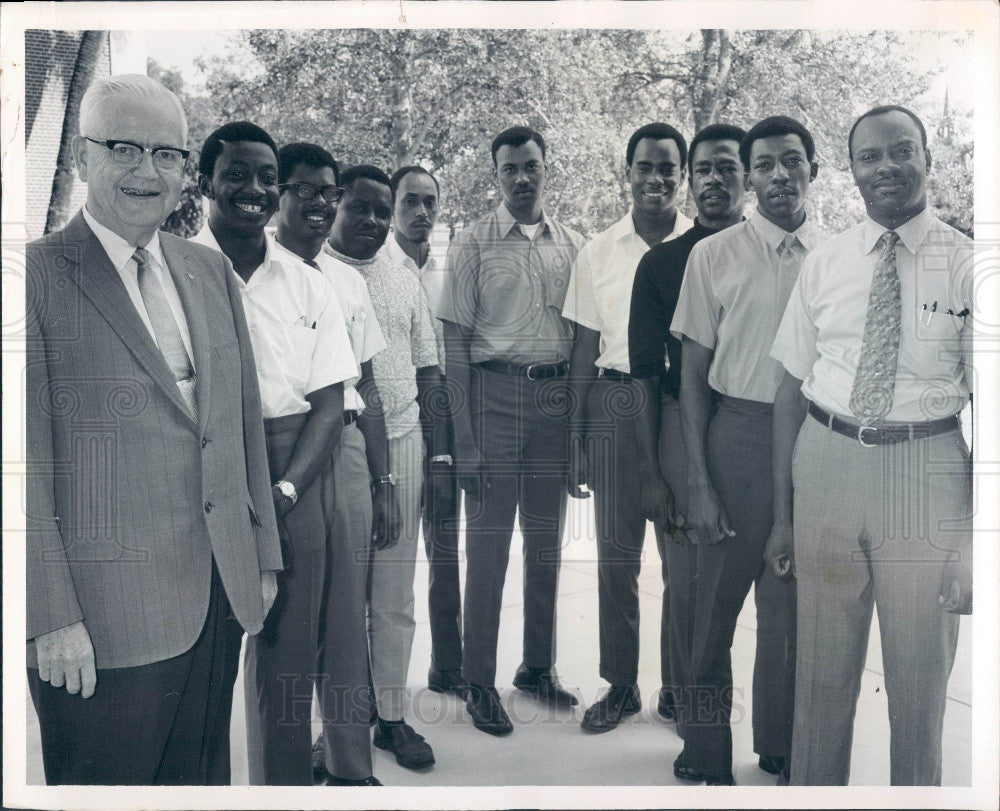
[324,243,439,439]
[313,249,388,413]
[670,210,827,403]
[771,209,973,422]
[437,203,585,364]
[191,226,358,419]
[382,235,446,368]
[562,209,692,373]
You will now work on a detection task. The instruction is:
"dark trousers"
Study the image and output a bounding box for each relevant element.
[656,394,697,738]
[461,366,569,688]
[28,562,242,785]
[589,377,672,689]
[682,394,796,778]
[421,416,463,674]
[317,422,374,780]
[245,412,334,785]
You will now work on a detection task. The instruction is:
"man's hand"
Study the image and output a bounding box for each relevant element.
[567,431,592,499]
[764,521,795,579]
[272,486,295,519]
[640,475,683,531]
[35,621,96,698]
[261,570,278,617]
[939,553,972,615]
[426,460,457,524]
[456,447,489,503]
[686,480,735,545]
[371,481,401,550]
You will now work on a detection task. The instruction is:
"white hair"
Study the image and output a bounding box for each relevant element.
[79,73,188,145]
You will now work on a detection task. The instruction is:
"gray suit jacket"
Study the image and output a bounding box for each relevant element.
[26,212,283,669]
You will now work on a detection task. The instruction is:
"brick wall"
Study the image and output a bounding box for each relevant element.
[25,30,111,240]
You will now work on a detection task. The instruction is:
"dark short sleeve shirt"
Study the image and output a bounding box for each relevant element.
[628,219,721,398]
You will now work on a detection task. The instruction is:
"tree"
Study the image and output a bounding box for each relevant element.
[45,30,107,234]
[174,28,968,239]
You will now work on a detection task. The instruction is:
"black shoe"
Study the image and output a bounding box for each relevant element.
[673,752,704,782]
[326,774,383,786]
[512,664,578,706]
[580,684,641,733]
[428,668,470,698]
[657,687,677,721]
[705,773,736,785]
[373,719,435,770]
[465,685,514,736]
[758,754,786,775]
[312,734,329,783]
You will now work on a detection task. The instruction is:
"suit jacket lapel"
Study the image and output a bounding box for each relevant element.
[161,236,212,433]
[60,213,197,426]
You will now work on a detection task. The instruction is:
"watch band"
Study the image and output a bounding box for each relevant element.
[430,454,453,466]
[372,473,396,487]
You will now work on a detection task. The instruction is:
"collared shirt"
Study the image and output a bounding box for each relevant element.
[563,209,693,373]
[82,206,195,362]
[437,203,585,364]
[313,249,388,413]
[191,226,357,419]
[324,243,439,439]
[629,218,730,398]
[671,209,827,403]
[771,208,973,422]
[382,234,446,367]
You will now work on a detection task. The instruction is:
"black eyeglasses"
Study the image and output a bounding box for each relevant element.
[83,137,189,171]
[278,182,344,203]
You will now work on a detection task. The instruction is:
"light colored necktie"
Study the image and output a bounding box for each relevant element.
[849,230,901,424]
[133,248,197,418]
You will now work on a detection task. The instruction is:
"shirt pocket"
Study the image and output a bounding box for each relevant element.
[912,309,964,368]
[284,324,318,391]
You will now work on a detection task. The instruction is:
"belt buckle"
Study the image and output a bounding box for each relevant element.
[525,363,543,381]
[857,424,878,447]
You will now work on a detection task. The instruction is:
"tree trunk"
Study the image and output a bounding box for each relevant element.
[45,31,107,234]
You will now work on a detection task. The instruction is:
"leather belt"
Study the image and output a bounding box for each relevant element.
[476,360,569,380]
[808,401,959,447]
[599,369,632,382]
[343,409,359,426]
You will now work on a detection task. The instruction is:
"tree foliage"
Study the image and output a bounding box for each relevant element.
[163,28,971,240]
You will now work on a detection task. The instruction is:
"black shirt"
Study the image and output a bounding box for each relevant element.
[628,219,726,399]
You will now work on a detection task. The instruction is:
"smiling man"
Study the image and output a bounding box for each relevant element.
[561,123,692,734]
[273,142,395,787]
[191,123,359,785]
[669,116,827,784]
[323,164,445,772]
[25,76,281,785]
[438,126,585,736]
[768,106,973,785]
[627,123,748,741]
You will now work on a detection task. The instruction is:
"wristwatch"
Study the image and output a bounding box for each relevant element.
[273,479,298,506]
[372,473,396,487]
[429,454,453,466]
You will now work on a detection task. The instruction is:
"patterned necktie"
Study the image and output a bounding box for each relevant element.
[849,230,901,424]
[134,248,197,418]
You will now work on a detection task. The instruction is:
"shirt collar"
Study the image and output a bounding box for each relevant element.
[496,202,549,239]
[609,209,692,245]
[749,207,822,252]
[860,207,935,255]
[83,205,165,273]
[193,224,285,286]
[383,233,437,277]
[323,240,377,270]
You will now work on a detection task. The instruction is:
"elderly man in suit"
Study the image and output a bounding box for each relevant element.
[25,74,282,785]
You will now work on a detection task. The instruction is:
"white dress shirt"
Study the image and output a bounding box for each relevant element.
[313,249,388,413]
[671,209,827,403]
[191,226,357,419]
[771,208,973,422]
[562,209,693,373]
